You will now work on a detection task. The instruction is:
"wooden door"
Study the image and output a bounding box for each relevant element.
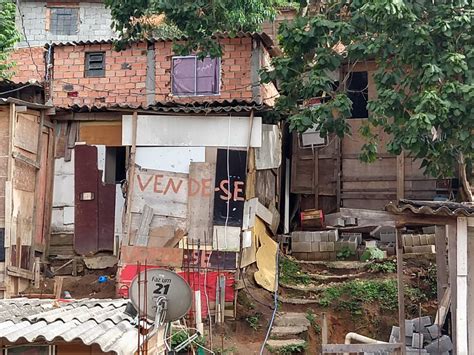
[74,145,115,255]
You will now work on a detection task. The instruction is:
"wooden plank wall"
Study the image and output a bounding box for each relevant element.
[0,106,9,229]
[291,61,438,213]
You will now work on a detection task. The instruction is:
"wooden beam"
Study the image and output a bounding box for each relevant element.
[435,225,449,304]
[123,111,138,247]
[434,286,451,327]
[447,223,457,352]
[396,153,405,200]
[135,204,154,246]
[6,266,34,280]
[396,229,406,355]
[12,151,40,169]
[322,343,401,353]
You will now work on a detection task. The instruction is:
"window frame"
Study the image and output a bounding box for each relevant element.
[4,344,55,355]
[171,55,221,97]
[48,6,80,36]
[84,52,106,78]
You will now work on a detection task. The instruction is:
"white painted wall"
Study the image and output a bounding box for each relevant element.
[135,147,206,173]
[51,152,75,233]
[15,1,116,48]
[122,115,262,147]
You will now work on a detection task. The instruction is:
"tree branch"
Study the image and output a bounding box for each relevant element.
[459,152,473,202]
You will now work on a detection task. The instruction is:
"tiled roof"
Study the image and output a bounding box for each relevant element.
[386,199,474,217]
[0,298,139,355]
[55,99,270,114]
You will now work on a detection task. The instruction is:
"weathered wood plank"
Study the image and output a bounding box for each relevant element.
[187,162,215,243]
[135,204,154,246]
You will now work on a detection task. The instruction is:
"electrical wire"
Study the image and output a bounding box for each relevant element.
[0,83,35,95]
[259,248,280,355]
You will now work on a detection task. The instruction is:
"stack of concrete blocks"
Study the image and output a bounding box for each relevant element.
[403,234,436,254]
[378,229,396,256]
[291,230,342,261]
[388,316,453,354]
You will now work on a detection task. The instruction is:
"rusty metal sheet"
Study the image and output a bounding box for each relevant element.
[74,145,99,255]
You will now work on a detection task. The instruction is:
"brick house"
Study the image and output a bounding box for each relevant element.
[44,33,281,315]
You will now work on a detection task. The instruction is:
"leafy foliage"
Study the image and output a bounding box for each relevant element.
[105,0,289,55]
[266,341,307,354]
[305,309,321,333]
[319,279,399,313]
[279,256,311,285]
[245,312,262,331]
[336,246,356,260]
[366,260,397,273]
[261,0,474,199]
[360,247,385,262]
[0,0,21,79]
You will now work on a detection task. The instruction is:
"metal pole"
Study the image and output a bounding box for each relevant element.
[396,229,406,355]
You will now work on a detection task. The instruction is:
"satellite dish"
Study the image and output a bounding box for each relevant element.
[129,269,193,322]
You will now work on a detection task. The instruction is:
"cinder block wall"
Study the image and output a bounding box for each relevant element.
[15,1,115,48]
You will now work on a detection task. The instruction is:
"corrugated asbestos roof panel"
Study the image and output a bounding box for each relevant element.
[0,298,138,355]
[386,199,474,217]
[55,99,270,114]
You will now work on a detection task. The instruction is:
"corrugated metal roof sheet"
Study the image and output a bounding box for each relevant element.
[385,199,474,217]
[49,31,270,46]
[55,99,270,114]
[0,298,139,355]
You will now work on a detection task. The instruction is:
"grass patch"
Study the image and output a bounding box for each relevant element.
[366,260,397,273]
[305,309,321,333]
[266,342,307,354]
[279,257,311,285]
[319,279,398,314]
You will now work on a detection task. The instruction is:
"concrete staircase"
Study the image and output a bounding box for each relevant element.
[266,312,310,353]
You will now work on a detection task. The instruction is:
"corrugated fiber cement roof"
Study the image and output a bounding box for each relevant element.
[0,298,139,355]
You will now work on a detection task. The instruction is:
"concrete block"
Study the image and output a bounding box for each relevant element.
[380,230,396,243]
[335,241,344,252]
[406,348,428,355]
[427,234,436,245]
[320,242,332,252]
[321,232,329,242]
[311,232,322,242]
[334,217,345,227]
[403,234,413,247]
[404,246,414,253]
[412,316,432,332]
[328,230,339,242]
[389,326,400,342]
[311,241,320,252]
[405,320,415,337]
[411,333,424,348]
[326,242,335,252]
[425,335,453,353]
[412,245,436,254]
[427,324,442,339]
[292,232,312,242]
[365,240,377,248]
[344,217,357,226]
[412,235,421,246]
[328,252,337,261]
[292,242,312,253]
[420,234,429,245]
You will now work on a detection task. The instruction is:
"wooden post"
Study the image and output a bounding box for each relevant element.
[313,149,319,210]
[435,225,449,304]
[396,153,405,200]
[456,217,468,354]
[124,111,138,247]
[395,229,406,355]
[322,312,328,345]
[34,257,40,289]
[447,223,457,352]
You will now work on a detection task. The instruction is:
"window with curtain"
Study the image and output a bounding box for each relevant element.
[171,56,220,96]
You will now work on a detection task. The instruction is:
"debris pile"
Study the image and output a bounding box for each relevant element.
[389,316,453,354]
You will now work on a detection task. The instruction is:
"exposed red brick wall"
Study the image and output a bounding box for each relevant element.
[9,47,46,83]
[154,37,253,103]
[52,42,148,107]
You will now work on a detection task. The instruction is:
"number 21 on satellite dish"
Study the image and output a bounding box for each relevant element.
[129,269,193,323]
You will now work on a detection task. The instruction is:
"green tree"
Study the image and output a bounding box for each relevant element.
[265,0,473,201]
[0,0,20,79]
[106,0,474,200]
[105,0,285,56]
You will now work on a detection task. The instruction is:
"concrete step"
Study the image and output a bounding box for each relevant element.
[274,312,311,327]
[266,339,307,352]
[270,325,308,338]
